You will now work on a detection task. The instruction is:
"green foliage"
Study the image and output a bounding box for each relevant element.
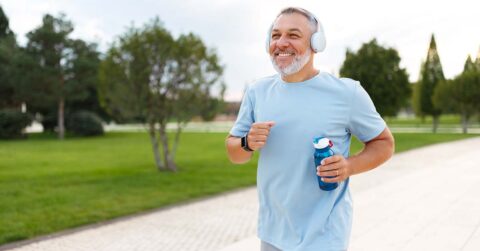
[0,5,13,39]
[98,22,225,124]
[0,36,18,109]
[339,39,410,117]
[66,111,104,136]
[171,33,226,124]
[0,109,32,139]
[98,19,175,123]
[432,80,455,114]
[0,6,21,109]
[433,55,480,133]
[474,49,480,70]
[463,55,476,72]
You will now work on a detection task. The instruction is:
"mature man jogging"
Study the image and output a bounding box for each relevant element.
[226,7,394,251]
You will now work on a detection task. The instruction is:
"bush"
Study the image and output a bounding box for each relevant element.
[66,111,104,136]
[0,109,33,139]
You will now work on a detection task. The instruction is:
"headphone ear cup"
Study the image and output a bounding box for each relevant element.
[265,36,270,53]
[265,25,272,53]
[310,31,326,53]
[311,19,326,53]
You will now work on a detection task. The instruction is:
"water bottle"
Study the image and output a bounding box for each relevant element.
[313,137,338,191]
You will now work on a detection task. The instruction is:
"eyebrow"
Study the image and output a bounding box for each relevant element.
[272,28,303,34]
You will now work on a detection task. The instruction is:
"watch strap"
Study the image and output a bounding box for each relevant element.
[241,134,254,152]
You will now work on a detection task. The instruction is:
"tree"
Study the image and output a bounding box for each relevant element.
[25,14,73,139]
[98,18,225,171]
[463,55,476,72]
[339,39,410,117]
[414,34,445,132]
[0,5,19,109]
[63,39,109,122]
[25,14,102,138]
[433,59,480,133]
[0,5,13,39]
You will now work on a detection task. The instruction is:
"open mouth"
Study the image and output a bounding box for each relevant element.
[275,52,294,57]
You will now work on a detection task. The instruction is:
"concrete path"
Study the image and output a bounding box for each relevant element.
[2,137,480,251]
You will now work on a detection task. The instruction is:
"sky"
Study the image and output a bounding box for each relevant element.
[1,0,479,101]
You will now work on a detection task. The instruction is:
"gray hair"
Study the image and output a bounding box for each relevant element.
[276,7,318,33]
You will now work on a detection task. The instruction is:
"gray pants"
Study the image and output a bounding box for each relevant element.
[261,241,282,251]
[261,240,347,251]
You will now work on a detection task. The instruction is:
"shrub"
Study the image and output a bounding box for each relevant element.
[0,109,33,139]
[66,111,104,136]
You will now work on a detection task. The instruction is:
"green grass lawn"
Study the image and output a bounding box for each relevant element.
[0,132,478,245]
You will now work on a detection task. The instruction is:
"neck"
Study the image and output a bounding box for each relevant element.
[281,58,319,83]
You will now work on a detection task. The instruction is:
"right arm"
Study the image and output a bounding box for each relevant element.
[225,135,254,164]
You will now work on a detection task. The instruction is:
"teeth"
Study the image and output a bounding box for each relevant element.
[278,53,292,56]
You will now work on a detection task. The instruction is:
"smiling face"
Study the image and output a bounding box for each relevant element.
[268,12,314,76]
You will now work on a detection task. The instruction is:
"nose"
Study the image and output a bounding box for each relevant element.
[276,34,289,48]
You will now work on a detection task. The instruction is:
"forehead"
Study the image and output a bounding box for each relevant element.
[272,12,311,33]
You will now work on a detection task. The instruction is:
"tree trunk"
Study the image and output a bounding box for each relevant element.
[461,112,468,134]
[58,96,65,140]
[148,122,164,171]
[159,123,177,172]
[432,116,439,133]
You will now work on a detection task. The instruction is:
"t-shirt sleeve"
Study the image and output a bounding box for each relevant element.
[348,82,386,142]
[229,86,255,137]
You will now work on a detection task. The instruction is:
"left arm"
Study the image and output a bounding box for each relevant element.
[317,127,394,182]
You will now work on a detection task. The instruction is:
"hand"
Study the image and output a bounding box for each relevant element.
[316,155,352,183]
[247,121,275,151]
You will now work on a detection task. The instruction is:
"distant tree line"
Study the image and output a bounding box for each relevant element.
[340,35,480,133]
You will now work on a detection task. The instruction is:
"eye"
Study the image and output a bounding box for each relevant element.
[271,33,280,40]
[290,34,300,38]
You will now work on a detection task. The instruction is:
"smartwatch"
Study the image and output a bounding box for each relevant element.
[241,134,254,152]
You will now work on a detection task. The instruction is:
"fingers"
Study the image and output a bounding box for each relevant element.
[248,121,275,151]
[252,121,275,130]
[247,133,268,150]
[316,155,351,183]
[250,128,270,135]
[317,166,342,178]
[320,155,342,165]
[321,176,343,183]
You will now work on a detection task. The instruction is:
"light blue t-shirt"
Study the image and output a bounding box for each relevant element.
[229,72,386,251]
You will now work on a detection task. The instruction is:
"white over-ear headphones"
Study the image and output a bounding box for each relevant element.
[265,9,326,54]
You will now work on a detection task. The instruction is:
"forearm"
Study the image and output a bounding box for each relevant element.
[348,128,395,176]
[225,136,254,164]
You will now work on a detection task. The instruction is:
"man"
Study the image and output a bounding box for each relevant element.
[225,7,394,251]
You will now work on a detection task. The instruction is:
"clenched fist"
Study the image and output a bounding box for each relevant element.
[247,121,275,151]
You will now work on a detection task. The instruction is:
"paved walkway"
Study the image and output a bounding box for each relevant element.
[2,137,480,251]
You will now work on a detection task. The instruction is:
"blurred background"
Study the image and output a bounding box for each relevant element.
[1,0,479,249]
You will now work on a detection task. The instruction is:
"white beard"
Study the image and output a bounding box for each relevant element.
[271,49,312,77]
